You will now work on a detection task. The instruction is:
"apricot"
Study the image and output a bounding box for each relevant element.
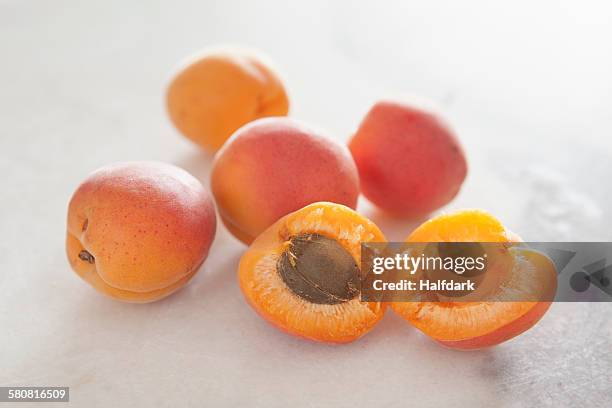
[349,100,467,216]
[211,117,360,244]
[66,162,217,303]
[239,202,386,343]
[166,48,289,151]
[391,209,557,349]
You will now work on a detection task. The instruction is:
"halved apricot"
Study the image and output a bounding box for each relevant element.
[239,202,386,343]
[391,209,557,349]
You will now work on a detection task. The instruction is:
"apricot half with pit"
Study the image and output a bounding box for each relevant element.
[211,117,360,245]
[166,48,289,151]
[391,209,557,349]
[66,162,217,303]
[239,202,386,343]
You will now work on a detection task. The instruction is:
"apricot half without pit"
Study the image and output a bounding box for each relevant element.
[391,209,557,349]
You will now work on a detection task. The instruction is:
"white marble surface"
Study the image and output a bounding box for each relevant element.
[1,1,611,407]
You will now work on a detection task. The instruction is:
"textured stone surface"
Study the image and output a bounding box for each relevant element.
[1,1,611,407]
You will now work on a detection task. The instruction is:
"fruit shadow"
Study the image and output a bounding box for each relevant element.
[378,312,505,385]
[186,249,243,305]
[173,148,215,188]
[243,301,504,387]
[360,203,431,242]
[54,245,243,357]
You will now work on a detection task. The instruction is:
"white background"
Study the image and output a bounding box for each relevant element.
[1,0,611,406]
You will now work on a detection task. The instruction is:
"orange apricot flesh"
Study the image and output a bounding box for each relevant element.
[391,209,557,349]
[239,202,386,343]
[66,162,217,303]
[166,48,289,151]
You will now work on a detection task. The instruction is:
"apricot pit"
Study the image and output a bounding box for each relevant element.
[278,233,360,305]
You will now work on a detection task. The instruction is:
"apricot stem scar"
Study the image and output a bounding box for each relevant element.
[79,250,95,264]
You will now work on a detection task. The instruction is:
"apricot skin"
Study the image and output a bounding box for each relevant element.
[166,48,289,151]
[211,118,360,245]
[437,301,552,350]
[349,100,467,216]
[66,162,216,303]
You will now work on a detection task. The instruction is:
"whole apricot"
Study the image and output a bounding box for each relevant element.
[349,100,467,216]
[66,162,217,303]
[211,117,360,244]
[166,48,289,151]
